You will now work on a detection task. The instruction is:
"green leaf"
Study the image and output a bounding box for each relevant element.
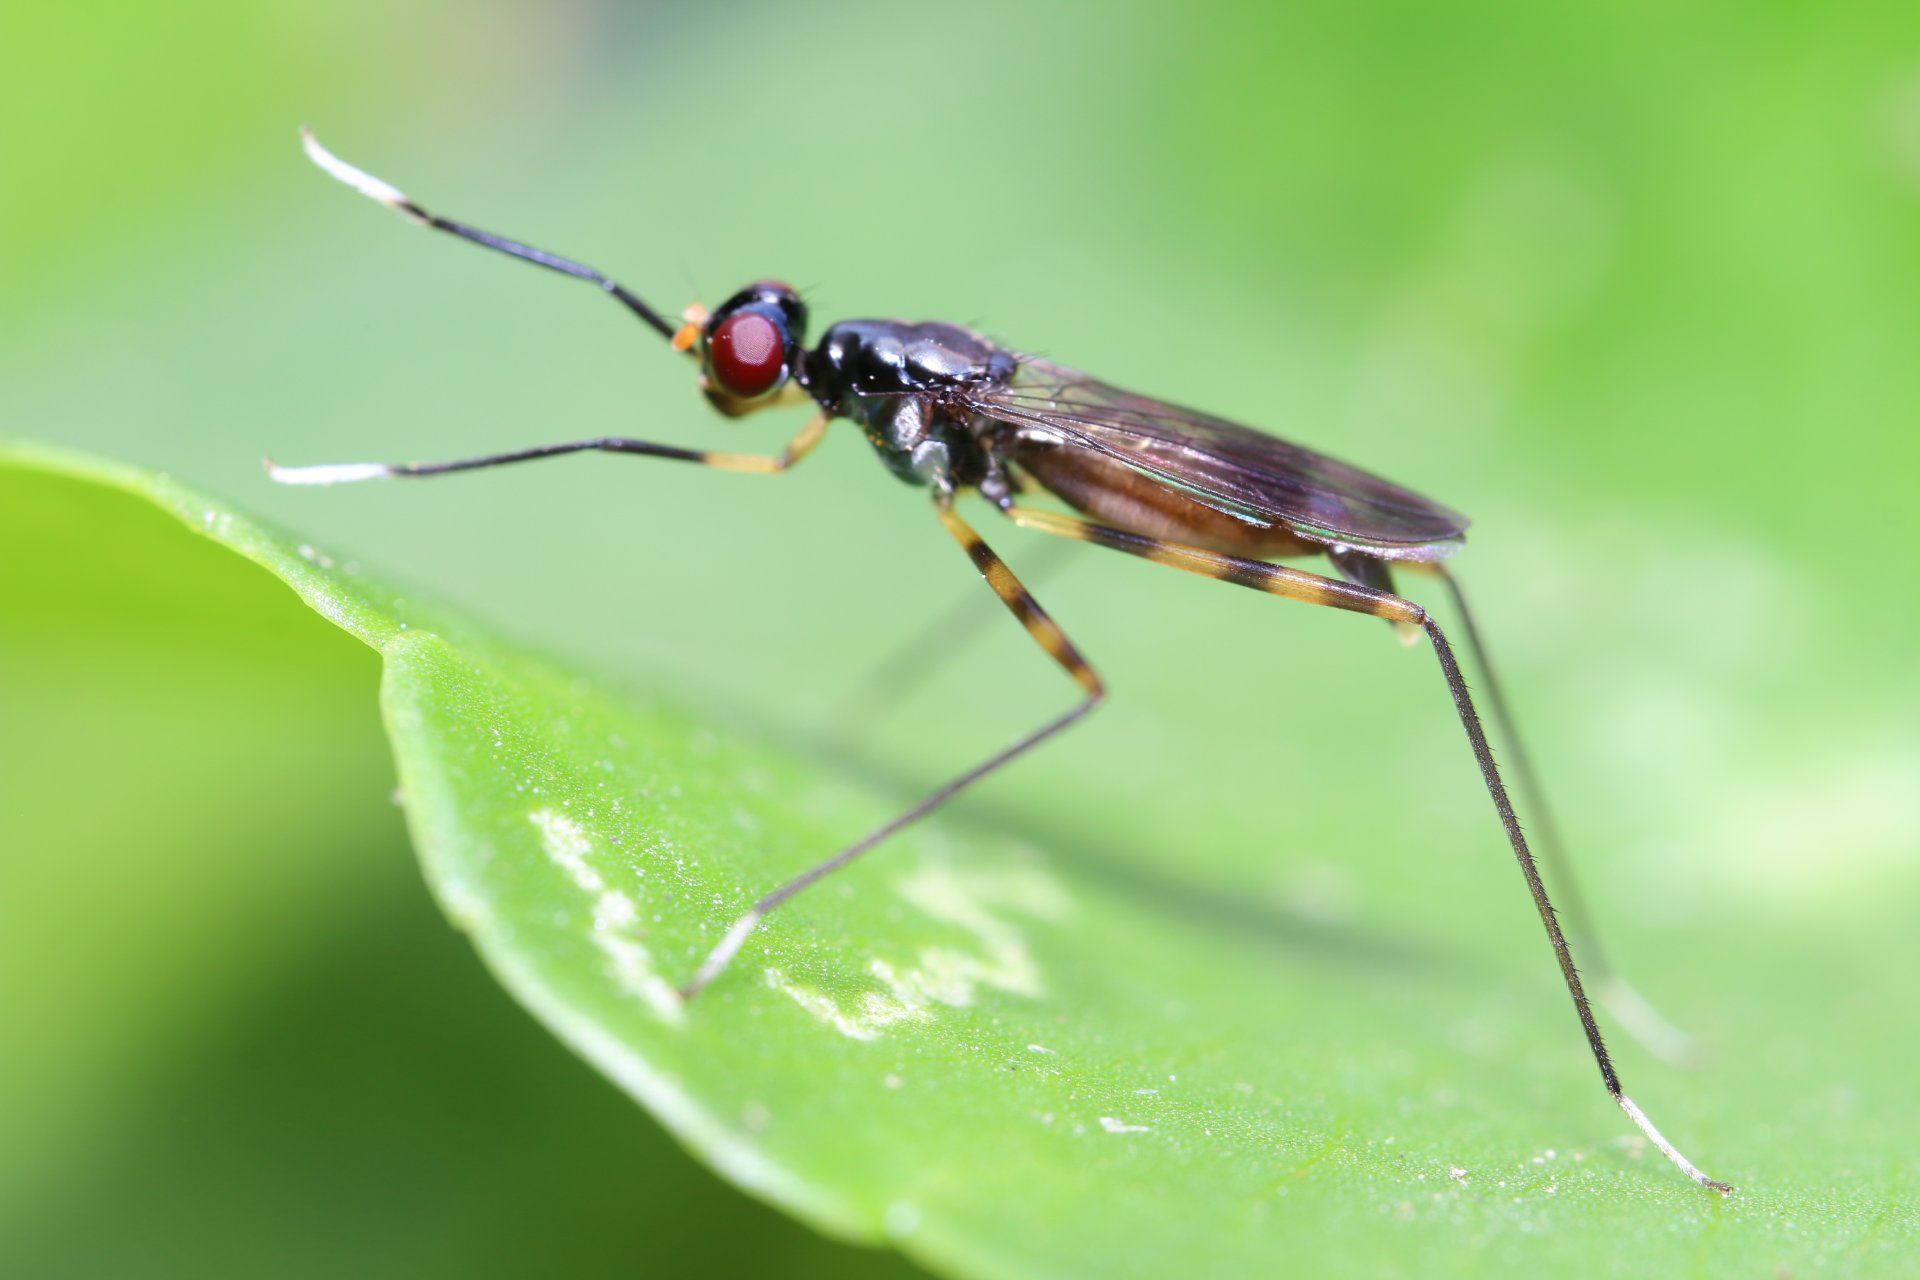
[5,439,1916,1279]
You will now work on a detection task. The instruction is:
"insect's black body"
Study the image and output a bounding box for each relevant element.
[277,129,1732,1196]
[800,318,1017,493]
[786,299,1469,581]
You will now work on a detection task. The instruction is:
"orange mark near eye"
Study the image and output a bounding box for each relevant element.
[672,302,710,353]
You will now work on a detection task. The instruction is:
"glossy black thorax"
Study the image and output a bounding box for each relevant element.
[799,320,1018,489]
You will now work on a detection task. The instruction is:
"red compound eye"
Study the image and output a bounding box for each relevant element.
[708,311,786,399]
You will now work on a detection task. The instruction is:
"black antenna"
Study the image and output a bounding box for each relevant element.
[299,126,679,342]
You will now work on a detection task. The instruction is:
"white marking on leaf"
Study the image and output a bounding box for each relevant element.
[1099,1116,1150,1134]
[534,808,606,894]
[529,807,682,1025]
[767,859,1069,1040]
[762,968,924,1041]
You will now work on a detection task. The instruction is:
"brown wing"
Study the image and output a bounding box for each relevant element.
[962,355,1468,558]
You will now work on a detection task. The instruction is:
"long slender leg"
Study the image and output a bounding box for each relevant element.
[267,413,829,486]
[1423,566,1603,953]
[1001,504,1731,1194]
[678,494,1106,1001]
[1426,564,1697,1065]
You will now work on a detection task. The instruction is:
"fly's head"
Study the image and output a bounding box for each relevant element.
[681,281,811,418]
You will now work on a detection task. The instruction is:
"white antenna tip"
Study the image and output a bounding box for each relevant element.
[298,126,424,222]
[265,459,395,487]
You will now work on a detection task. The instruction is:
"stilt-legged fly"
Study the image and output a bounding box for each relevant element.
[272,128,1731,1195]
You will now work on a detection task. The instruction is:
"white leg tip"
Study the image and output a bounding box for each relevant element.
[1617,1094,1733,1196]
[679,910,764,1003]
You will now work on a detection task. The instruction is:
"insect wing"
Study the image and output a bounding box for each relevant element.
[967,356,1469,555]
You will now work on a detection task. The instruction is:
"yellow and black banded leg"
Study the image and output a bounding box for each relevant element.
[679,493,1105,1001]
[1002,505,1424,622]
[266,413,829,486]
[1000,504,1732,1195]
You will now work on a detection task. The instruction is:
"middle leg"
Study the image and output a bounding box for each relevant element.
[677,494,1105,1001]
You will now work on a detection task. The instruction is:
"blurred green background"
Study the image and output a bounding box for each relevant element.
[4,1,1918,1276]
